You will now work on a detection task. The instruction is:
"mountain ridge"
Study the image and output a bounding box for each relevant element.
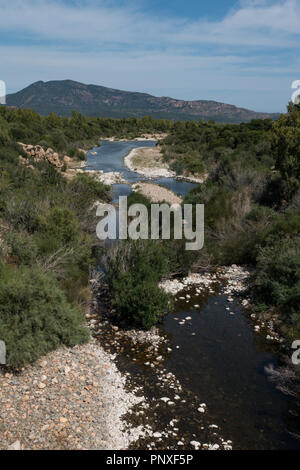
[6,80,279,123]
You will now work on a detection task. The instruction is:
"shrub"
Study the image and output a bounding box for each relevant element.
[7,230,38,266]
[272,103,300,201]
[105,240,172,328]
[38,207,80,247]
[251,237,300,331]
[111,276,169,329]
[0,265,89,368]
[69,173,110,209]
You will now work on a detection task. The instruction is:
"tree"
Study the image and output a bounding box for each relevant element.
[272,103,300,201]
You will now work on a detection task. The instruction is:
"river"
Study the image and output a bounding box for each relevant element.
[86,140,300,450]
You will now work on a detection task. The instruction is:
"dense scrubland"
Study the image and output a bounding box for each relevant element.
[0,104,299,376]
[104,104,300,422]
[107,105,300,342]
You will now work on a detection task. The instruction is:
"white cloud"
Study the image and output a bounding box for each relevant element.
[0,0,299,111]
[0,0,299,48]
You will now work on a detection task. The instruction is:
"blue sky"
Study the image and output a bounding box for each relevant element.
[0,0,299,112]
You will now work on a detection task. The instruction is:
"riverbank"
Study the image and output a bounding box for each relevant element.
[101,133,169,142]
[0,339,146,450]
[124,146,207,183]
[125,147,176,179]
[160,265,283,345]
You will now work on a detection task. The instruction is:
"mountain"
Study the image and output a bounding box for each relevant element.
[6,80,278,123]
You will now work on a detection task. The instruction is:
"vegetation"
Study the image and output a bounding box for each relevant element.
[0,264,89,368]
[104,240,172,329]
[6,79,278,123]
[0,101,299,365]
[161,104,300,338]
[251,236,300,338]
[0,108,111,367]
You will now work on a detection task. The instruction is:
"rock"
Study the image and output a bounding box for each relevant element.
[7,440,21,450]
[190,440,201,450]
[209,444,220,450]
[38,382,46,389]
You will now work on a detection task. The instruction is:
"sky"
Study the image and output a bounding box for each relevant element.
[0,0,299,112]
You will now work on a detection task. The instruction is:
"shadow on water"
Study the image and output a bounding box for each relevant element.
[87,140,300,450]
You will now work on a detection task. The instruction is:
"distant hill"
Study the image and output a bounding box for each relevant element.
[6,80,279,123]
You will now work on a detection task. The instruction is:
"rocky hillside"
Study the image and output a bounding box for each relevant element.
[6,80,278,123]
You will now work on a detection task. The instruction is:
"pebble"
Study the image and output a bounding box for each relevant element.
[190,440,201,450]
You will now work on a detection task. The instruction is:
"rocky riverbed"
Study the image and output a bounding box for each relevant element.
[160,265,284,345]
[0,340,147,450]
[0,264,289,450]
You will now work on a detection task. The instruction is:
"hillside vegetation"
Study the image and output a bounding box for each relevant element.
[105,104,300,342]
[0,103,299,368]
[6,80,278,123]
[162,104,300,339]
[0,107,113,367]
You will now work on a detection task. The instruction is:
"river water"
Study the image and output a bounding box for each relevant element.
[86,140,300,450]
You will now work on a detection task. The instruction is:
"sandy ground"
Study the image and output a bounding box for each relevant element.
[101,133,169,142]
[65,168,127,185]
[125,147,175,179]
[132,182,182,204]
[125,147,207,183]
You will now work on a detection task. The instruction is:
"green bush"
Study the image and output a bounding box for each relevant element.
[7,231,38,266]
[251,237,300,333]
[106,240,172,328]
[272,103,300,201]
[38,207,80,246]
[0,265,89,368]
[68,173,110,209]
[111,276,170,329]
